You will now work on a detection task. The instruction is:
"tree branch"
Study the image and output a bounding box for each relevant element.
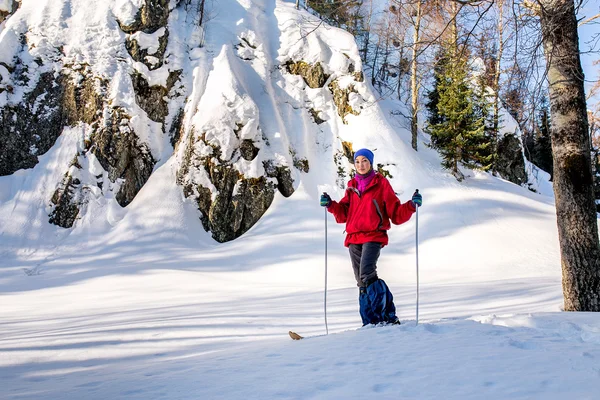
[579,13,600,27]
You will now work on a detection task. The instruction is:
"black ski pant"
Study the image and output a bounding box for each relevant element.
[349,242,381,287]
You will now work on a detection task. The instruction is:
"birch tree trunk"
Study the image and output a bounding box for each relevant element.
[491,0,504,174]
[410,0,423,151]
[539,0,600,311]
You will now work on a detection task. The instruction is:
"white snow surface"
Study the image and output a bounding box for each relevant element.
[0,0,12,12]
[1,1,599,399]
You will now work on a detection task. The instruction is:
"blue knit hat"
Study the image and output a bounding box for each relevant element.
[354,148,374,165]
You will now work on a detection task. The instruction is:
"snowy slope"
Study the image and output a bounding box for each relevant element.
[1,1,599,399]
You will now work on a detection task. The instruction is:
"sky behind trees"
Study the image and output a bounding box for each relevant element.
[578,1,599,100]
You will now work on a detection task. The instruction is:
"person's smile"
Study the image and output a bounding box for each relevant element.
[355,156,371,174]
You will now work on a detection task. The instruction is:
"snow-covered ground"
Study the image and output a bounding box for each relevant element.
[3,166,598,400]
[1,0,599,399]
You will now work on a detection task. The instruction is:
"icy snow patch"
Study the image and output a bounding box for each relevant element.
[0,0,12,12]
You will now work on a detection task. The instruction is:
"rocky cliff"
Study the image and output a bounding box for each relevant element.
[0,0,373,242]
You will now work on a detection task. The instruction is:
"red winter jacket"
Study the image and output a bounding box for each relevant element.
[327,173,416,247]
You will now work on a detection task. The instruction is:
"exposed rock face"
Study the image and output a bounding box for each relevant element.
[290,148,309,173]
[334,141,355,188]
[46,102,156,228]
[1,68,164,229]
[0,71,67,176]
[309,108,325,125]
[207,169,275,243]
[286,59,364,125]
[90,107,155,207]
[0,57,109,176]
[131,70,181,123]
[173,41,324,242]
[118,0,170,34]
[0,0,19,25]
[122,1,183,125]
[126,28,169,70]
[0,0,179,227]
[62,65,106,125]
[239,139,259,161]
[496,133,527,185]
[169,108,185,148]
[0,54,157,225]
[263,160,294,198]
[341,141,354,163]
[1,1,370,245]
[285,61,329,89]
[177,135,284,243]
[328,79,360,124]
[49,165,84,228]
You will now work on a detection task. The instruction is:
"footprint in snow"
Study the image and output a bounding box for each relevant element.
[507,339,538,350]
[423,323,452,334]
[372,383,392,393]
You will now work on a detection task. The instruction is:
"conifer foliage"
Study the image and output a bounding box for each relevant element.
[533,100,553,179]
[425,47,490,181]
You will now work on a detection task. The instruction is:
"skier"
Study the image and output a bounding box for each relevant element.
[320,148,422,326]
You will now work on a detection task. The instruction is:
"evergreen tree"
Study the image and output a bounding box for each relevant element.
[533,99,553,180]
[424,50,447,128]
[425,47,488,180]
[471,72,494,171]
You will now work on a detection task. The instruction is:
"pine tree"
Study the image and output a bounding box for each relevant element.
[471,72,494,171]
[425,50,446,128]
[425,47,488,180]
[533,99,553,180]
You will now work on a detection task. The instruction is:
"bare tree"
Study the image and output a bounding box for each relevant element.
[387,0,452,150]
[410,0,425,150]
[491,0,505,173]
[360,0,376,63]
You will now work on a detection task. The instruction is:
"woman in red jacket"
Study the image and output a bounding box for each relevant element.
[320,148,422,326]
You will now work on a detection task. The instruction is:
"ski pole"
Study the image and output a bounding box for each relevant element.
[415,189,420,326]
[323,198,329,335]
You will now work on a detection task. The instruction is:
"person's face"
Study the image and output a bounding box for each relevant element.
[355,156,371,175]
